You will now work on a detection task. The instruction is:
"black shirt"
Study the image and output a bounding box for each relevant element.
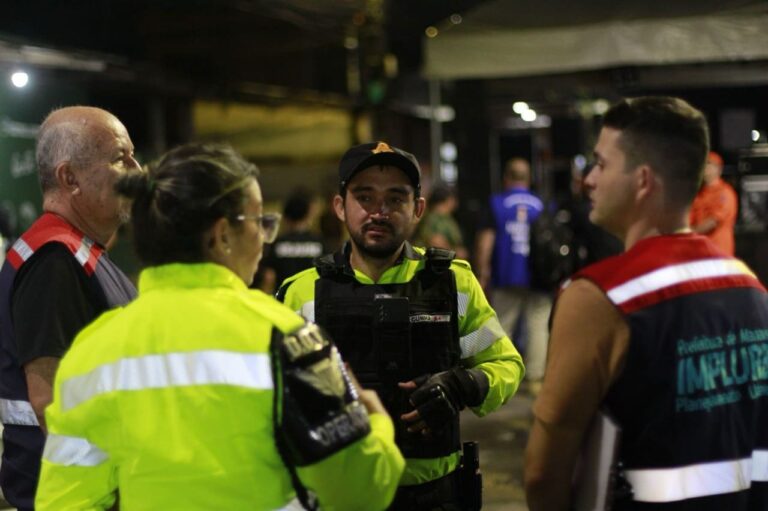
[12,243,119,364]
[261,230,325,288]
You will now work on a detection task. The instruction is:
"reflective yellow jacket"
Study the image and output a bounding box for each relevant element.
[36,263,404,511]
[279,243,524,485]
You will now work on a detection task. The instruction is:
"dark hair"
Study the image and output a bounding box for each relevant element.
[283,188,313,222]
[428,184,456,205]
[602,96,709,206]
[115,143,259,266]
[503,157,530,183]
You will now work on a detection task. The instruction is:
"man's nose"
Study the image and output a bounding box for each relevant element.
[367,199,390,216]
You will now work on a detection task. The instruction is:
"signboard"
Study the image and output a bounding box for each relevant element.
[0,80,85,237]
[0,116,39,236]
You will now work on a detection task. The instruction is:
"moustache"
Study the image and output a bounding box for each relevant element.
[364,221,393,233]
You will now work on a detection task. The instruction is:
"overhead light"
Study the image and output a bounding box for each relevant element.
[450,14,463,25]
[573,154,588,172]
[440,162,457,183]
[10,71,29,88]
[440,142,457,162]
[521,109,537,122]
[425,26,439,38]
[411,104,455,122]
[752,130,762,142]
[593,99,610,115]
[513,101,529,114]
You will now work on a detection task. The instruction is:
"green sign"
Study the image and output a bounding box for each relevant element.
[0,79,85,237]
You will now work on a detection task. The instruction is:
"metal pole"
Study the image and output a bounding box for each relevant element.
[429,79,442,186]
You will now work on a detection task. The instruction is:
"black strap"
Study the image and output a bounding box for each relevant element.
[269,326,317,511]
[313,253,338,277]
[425,247,455,275]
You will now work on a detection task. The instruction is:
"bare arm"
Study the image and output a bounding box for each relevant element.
[525,418,585,511]
[524,279,628,510]
[474,228,495,290]
[24,356,60,433]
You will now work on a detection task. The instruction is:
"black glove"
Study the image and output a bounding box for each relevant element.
[408,368,489,431]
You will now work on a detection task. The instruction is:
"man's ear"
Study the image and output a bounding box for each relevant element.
[413,196,427,221]
[55,163,79,195]
[204,217,232,263]
[636,164,658,202]
[332,194,345,222]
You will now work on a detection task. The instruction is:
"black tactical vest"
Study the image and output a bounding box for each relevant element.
[314,247,461,459]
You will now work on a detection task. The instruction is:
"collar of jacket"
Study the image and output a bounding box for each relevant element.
[338,240,422,272]
[138,262,248,294]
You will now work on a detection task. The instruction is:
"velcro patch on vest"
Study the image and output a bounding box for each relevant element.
[410,313,451,323]
[273,323,371,466]
[282,323,327,363]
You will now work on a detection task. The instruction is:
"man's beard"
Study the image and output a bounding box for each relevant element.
[118,208,131,225]
[118,199,132,225]
[349,221,405,260]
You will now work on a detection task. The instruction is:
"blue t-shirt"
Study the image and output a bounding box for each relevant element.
[488,187,543,287]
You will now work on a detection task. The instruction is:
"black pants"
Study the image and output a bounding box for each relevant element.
[388,472,462,511]
[0,424,44,511]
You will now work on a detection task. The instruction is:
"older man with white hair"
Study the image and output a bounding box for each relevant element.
[0,106,138,510]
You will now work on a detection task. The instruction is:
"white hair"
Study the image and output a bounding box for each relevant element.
[35,110,100,193]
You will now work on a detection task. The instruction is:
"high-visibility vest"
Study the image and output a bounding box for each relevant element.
[576,234,768,509]
[0,213,135,509]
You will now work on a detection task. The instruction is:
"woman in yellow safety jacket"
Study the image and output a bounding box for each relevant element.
[35,143,404,511]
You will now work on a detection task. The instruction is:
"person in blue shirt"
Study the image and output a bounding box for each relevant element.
[475,157,551,389]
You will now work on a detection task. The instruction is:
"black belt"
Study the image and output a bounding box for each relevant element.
[388,471,461,511]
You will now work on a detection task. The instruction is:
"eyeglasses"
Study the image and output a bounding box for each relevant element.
[235,212,282,243]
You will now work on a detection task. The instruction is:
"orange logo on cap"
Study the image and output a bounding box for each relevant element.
[372,142,394,154]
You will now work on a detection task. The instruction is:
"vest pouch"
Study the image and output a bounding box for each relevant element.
[371,295,414,446]
[409,303,460,376]
[319,296,378,384]
[373,295,412,388]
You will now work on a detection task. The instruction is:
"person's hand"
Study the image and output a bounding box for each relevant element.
[399,368,490,434]
[346,364,389,417]
[358,389,388,417]
[398,380,432,435]
[398,374,460,435]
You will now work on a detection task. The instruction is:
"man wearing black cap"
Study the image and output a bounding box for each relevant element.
[278,141,524,510]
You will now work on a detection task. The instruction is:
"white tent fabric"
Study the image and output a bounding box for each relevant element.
[424,2,768,79]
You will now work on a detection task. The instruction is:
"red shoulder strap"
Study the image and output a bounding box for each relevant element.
[6,213,103,276]
[572,235,764,314]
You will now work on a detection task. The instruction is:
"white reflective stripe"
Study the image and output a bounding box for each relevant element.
[299,301,315,322]
[278,497,306,511]
[626,450,768,502]
[60,350,273,411]
[43,433,108,467]
[457,292,469,317]
[0,398,39,426]
[607,258,752,305]
[755,450,768,482]
[74,237,94,267]
[460,316,505,357]
[11,238,33,261]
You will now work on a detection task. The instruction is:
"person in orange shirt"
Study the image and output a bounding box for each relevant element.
[690,151,738,254]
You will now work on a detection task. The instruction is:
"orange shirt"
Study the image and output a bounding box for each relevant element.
[689,178,738,255]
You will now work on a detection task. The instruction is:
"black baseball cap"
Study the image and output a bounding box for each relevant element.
[338,141,421,194]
